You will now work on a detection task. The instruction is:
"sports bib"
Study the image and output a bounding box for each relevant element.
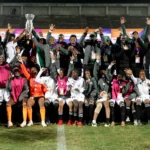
[59,88,64,95]
[135,55,140,63]
[103,55,108,62]
[91,51,96,60]
[117,93,123,99]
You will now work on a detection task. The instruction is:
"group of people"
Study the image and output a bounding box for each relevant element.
[0,17,150,128]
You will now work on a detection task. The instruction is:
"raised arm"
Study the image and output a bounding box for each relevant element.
[124,68,138,85]
[18,57,30,80]
[99,27,106,47]
[122,82,130,95]
[79,27,89,47]
[93,55,101,81]
[67,56,75,77]
[49,54,58,82]
[32,37,45,50]
[35,68,45,84]
[46,24,55,44]
[141,18,150,42]
[14,29,26,43]
[32,29,40,41]
[106,61,116,81]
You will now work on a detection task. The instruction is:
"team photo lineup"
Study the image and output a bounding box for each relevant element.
[0,16,150,128]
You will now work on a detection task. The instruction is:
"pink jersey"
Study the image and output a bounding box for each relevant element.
[111,78,126,100]
[11,78,26,102]
[0,63,10,88]
[57,76,68,96]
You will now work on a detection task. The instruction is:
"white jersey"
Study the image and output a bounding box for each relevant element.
[67,77,85,101]
[6,41,17,63]
[131,75,150,97]
[35,70,58,101]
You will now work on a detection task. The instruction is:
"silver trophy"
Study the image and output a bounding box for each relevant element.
[25,14,35,34]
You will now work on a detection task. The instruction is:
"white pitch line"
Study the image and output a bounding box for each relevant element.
[57,125,67,150]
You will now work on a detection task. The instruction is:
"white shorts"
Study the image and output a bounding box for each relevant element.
[110,98,124,105]
[58,97,68,104]
[45,91,58,103]
[132,95,150,102]
[97,98,107,103]
[0,88,10,102]
[71,93,85,102]
[65,98,73,105]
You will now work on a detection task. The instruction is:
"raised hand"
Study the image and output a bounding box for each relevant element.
[73,49,79,56]
[124,68,133,76]
[146,18,150,25]
[99,27,103,34]
[50,52,55,60]
[120,17,126,24]
[49,24,55,31]
[41,68,47,72]
[8,23,12,30]
[95,28,99,33]
[17,55,23,63]
[96,54,101,60]
[68,46,74,51]
[110,60,116,66]
[70,55,75,61]
[84,27,89,33]
[123,45,129,50]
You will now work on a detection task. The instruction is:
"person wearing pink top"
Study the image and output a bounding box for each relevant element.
[110,67,127,127]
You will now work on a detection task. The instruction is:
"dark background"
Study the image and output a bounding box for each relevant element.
[0,0,149,3]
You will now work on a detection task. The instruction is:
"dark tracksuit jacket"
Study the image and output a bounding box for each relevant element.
[93,60,112,100]
[83,77,98,100]
[101,43,115,69]
[130,37,149,76]
[67,42,84,70]
[115,42,132,73]
[57,41,68,69]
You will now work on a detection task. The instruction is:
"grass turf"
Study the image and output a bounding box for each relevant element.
[65,124,150,150]
[0,123,150,150]
[0,124,57,150]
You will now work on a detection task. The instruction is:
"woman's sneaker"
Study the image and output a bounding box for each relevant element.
[92,120,97,127]
[134,120,138,126]
[104,123,110,127]
[41,121,47,127]
[20,121,27,128]
[7,121,13,128]
[137,120,142,126]
[27,121,33,127]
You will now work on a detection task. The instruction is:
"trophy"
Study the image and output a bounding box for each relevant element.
[25,14,35,34]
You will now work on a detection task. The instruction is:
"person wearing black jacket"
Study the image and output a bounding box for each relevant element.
[101,36,115,69]
[130,36,148,77]
[115,35,131,74]
[57,34,68,69]
[67,34,84,73]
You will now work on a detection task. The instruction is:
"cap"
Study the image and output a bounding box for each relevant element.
[89,33,96,37]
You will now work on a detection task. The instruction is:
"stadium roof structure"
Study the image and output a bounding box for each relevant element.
[1,0,150,3]
[0,15,147,29]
